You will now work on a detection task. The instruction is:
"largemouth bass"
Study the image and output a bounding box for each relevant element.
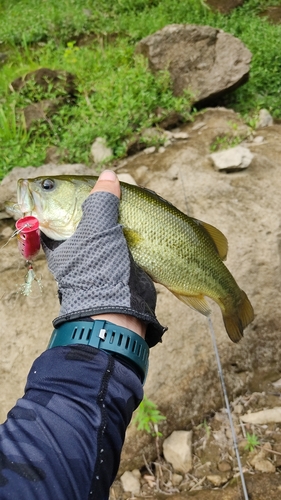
[15,175,254,342]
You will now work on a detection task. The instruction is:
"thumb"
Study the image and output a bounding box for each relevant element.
[90,170,120,199]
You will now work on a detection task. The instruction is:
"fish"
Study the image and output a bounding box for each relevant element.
[14,174,254,342]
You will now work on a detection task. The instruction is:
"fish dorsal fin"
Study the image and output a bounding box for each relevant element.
[199,221,228,261]
[172,292,211,316]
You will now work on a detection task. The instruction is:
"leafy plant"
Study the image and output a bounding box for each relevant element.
[0,103,27,141]
[210,134,244,152]
[202,419,211,438]
[244,432,260,452]
[133,396,166,437]
[63,41,80,64]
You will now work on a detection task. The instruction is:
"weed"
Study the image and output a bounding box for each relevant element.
[63,41,80,64]
[133,396,166,437]
[244,432,260,452]
[210,134,244,152]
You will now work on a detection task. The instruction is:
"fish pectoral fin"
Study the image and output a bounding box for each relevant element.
[172,292,211,316]
[199,221,228,261]
[122,227,142,247]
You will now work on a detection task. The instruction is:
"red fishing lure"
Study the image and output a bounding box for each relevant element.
[15,216,41,260]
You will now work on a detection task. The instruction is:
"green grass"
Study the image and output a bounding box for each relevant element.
[0,0,281,179]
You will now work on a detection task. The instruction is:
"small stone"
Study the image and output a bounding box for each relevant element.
[120,470,141,494]
[207,474,228,486]
[143,146,156,154]
[253,135,264,144]
[210,146,253,172]
[253,459,276,473]
[172,132,189,140]
[172,473,183,486]
[158,146,166,153]
[163,430,193,474]
[91,137,113,164]
[257,109,273,128]
[241,407,281,424]
[131,469,141,479]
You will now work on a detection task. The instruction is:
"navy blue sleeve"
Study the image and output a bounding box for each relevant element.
[0,346,143,500]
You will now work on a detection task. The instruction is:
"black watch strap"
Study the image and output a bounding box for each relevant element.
[48,320,149,384]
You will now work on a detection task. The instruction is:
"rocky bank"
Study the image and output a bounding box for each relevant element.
[1,107,281,498]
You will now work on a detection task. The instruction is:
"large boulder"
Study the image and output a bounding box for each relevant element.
[136,24,252,106]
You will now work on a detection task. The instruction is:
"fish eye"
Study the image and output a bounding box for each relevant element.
[41,179,55,191]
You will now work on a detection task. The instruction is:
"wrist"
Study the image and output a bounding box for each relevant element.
[48,319,149,384]
[91,313,146,339]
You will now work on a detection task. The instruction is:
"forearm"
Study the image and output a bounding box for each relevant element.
[0,346,143,500]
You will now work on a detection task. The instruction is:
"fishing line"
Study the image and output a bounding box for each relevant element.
[0,224,30,250]
[178,166,191,216]
[207,316,249,500]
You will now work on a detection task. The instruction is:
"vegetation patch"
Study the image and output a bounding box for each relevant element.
[0,0,281,179]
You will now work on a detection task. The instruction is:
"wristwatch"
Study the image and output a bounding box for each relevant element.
[48,319,149,384]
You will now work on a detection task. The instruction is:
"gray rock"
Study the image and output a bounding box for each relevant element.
[210,146,253,171]
[171,131,189,140]
[90,137,113,164]
[120,470,141,494]
[257,109,274,128]
[253,135,264,144]
[136,24,252,105]
[241,407,281,424]
[143,146,156,154]
[250,443,276,473]
[163,430,193,473]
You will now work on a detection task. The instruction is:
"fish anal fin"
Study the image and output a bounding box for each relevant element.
[172,292,211,316]
[199,221,228,261]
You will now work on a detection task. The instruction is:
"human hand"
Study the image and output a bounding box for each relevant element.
[41,170,165,347]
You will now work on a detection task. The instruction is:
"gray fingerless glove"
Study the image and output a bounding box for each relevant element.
[41,191,166,347]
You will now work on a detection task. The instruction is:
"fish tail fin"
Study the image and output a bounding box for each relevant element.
[223,289,254,343]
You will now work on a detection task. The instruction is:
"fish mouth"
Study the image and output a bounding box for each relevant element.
[17,179,35,214]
